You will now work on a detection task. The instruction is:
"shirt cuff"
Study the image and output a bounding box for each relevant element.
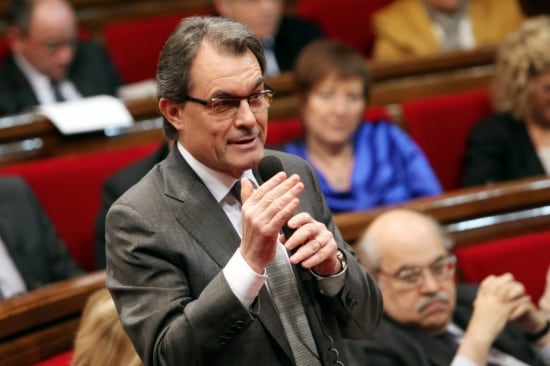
[223,249,267,308]
[534,341,550,365]
[450,355,477,366]
[310,265,347,297]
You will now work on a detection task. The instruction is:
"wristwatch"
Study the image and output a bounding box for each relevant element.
[336,249,347,272]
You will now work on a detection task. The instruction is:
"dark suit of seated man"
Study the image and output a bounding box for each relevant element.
[347,209,550,366]
[214,0,323,77]
[0,0,122,117]
[0,176,83,299]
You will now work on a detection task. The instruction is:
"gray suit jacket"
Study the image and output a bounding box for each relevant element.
[106,148,382,366]
[0,176,83,291]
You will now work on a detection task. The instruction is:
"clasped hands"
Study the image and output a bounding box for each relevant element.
[237,171,341,277]
[467,273,549,347]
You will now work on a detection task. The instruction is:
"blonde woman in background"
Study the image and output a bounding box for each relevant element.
[462,16,550,187]
[72,288,142,366]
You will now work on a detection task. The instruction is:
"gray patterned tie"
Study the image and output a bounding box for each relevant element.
[267,244,321,365]
[230,181,321,365]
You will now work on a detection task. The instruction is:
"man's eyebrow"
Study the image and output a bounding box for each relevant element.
[211,77,265,98]
[395,255,448,272]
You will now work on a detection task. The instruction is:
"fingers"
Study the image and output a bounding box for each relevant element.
[239,173,304,272]
[479,273,525,302]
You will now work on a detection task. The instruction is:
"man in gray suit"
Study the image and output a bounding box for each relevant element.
[106,16,382,366]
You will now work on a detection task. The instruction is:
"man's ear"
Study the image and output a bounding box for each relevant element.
[159,98,185,132]
[6,26,23,52]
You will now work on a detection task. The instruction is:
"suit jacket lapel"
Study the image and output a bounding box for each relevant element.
[161,149,294,360]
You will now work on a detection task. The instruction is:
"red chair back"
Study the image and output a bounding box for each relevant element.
[103,11,211,83]
[297,0,393,57]
[403,89,493,191]
[455,230,550,303]
[0,143,159,271]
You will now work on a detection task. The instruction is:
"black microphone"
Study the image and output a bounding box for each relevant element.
[258,156,296,241]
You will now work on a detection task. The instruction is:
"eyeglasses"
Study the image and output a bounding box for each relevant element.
[377,254,456,289]
[43,38,77,55]
[183,87,274,117]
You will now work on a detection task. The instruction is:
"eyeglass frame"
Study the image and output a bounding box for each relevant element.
[376,254,457,289]
[181,85,274,116]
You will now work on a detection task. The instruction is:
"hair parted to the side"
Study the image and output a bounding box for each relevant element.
[492,15,550,120]
[293,39,371,102]
[156,15,266,140]
[71,288,142,366]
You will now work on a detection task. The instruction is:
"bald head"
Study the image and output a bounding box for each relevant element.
[356,209,452,272]
[9,0,77,80]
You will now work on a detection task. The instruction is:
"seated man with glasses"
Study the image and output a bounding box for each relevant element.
[347,208,550,366]
[0,0,121,116]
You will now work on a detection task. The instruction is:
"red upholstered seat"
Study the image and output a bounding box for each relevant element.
[33,351,73,366]
[403,89,493,191]
[297,0,393,57]
[0,143,159,271]
[103,11,211,84]
[0,38,10,63]
[455,230,550,303]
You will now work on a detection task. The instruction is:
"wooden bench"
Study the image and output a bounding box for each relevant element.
[0,271,105,366]
[334,175,550,248]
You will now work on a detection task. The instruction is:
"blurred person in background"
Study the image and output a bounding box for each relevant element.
[0,0,121,116]
[372,0,524,60]
[0,175,83,300]
[282,39,441,213]
[213,0,323,76]
[72,288,142,366]
[462,16,550,187]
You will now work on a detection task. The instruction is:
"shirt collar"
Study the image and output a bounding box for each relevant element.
[176,141,258,203]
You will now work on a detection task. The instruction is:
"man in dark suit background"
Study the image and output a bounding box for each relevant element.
[347,209,550,366]
[0,0,121,117]
[106,16,381,365]
[213,0,323,76]
[0,176,83,299]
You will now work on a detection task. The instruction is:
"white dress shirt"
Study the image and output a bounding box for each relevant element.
[0,235,27,299]
[177,143,345,309]
[13,52,81,107]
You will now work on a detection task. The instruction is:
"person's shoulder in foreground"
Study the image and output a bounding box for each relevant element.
[0,175,83,295]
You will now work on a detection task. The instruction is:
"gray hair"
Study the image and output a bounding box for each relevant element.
[156,16,266,140]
